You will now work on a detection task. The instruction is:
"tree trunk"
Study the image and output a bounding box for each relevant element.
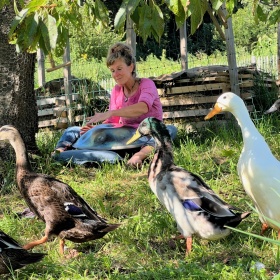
[0,4,38,152]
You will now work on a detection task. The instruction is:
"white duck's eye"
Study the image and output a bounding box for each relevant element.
[223,96,227,99]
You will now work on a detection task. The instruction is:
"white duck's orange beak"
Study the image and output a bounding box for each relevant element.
[204,103,223,120]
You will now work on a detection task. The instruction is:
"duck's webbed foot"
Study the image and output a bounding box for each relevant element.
[260,223,269,235]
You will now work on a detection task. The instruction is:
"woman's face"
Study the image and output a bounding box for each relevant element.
[109,58,134,86]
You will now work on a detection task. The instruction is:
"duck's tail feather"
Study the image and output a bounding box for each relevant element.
[102,223,121,233]
[19,252,46,265]
[225,211,251,228]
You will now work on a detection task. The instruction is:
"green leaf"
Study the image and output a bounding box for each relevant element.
[94,0,109,26]
[131,6,140,25]
[47,14,58,50]
[138,5,153,43]
[114,0,140,31]
[174,0,187,28]
[268,9,280,25]
[114,1,127,31]
[256,5,267,22]
[225,0,236,15]
[25,0,48,13]
[150,3,164,41]
[167,0,181,16]
[210,0,223,11]
[188,0,204,34]
[25,12,39,48]
[8,8,29,39]
[39,18,51,54]
[38,33,48,55]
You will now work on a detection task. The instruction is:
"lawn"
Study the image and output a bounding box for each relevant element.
[0,114,280,279]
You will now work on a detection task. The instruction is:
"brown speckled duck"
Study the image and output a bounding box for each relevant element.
[127,117,250,255]
[0,229,45,274]
[0,125,120,255]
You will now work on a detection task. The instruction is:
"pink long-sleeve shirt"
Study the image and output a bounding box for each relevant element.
[105,78,163,128]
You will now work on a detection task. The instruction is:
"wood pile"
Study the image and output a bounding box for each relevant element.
[151,65,277,131]
[36,77,109,129]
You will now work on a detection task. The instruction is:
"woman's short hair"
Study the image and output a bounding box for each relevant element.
[106,42,136,76]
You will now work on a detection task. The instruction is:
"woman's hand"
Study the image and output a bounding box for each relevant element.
[127,145,154,168]
[127,154,143,168]
[86,111,112,125]
[80,124,94,135]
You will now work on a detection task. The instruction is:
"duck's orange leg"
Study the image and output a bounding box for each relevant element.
[186,236,192,255]
[260,223,269,235]
[278,230,280,240]
[59,239,65,255]
[172,234,192,255]
[23,235,48,250]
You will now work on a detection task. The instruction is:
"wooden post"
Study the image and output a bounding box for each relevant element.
[63,37,73,125]
[37,49,45,87]
[219,4,240,96]
[180,21,188,71]
[126,9,136,57]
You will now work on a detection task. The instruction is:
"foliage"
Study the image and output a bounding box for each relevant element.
[251,33,278,56]
[69,16,123,62]
[1,115,280,279]
[232,1,277,53]
[114,0,239,40]
[7,0,241,58]
[252,0,280,26]
[8,0,109,57]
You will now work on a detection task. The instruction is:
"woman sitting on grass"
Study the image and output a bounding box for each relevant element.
[52,42,177,168]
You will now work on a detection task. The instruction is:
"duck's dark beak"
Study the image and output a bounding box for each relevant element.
[204,103,222,120]
[264,105,277,114]
[126,130,141,145]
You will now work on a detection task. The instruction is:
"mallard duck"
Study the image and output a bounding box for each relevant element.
[264,98,280,114]
[0,229,45,274]
[205,92,280,237]
[0,125,120,255]
[127,117,250,255]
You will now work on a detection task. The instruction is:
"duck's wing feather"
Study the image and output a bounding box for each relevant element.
[46,176,107,222]
[25,173,107,223]
[160,166,237,217]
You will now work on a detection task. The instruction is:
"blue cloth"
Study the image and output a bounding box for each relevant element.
[53,124,177,165]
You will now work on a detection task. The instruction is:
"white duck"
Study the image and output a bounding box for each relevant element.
[205,92,280,237]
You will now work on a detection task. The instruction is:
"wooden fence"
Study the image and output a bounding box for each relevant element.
[37,65,278,130]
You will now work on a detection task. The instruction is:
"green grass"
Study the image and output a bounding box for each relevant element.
[1,115,280,279]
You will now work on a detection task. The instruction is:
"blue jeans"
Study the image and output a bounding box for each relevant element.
[53,123,177,165]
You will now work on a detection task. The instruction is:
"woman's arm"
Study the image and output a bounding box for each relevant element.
[86,102,148,125]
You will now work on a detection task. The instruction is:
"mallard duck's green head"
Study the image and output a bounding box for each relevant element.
[205,92,245,120]
[126,117,168,145]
